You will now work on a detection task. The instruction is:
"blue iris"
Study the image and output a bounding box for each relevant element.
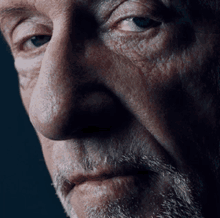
[133,17,155,28]
[30,35,51,47]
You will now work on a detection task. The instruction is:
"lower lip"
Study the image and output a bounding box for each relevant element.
[70,175,147,208]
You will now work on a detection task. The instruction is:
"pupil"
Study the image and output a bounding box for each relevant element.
[133,17,154,28]
[31,35,51,47]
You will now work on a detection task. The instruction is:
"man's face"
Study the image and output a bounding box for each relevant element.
[1,0,220,217]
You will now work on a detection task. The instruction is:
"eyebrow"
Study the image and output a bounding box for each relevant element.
[0,5,36,19]
[0,0,123,30]
[0,0,166,21]
[0,0,169,34]
[0,7,27,15]
[0,5,37,31]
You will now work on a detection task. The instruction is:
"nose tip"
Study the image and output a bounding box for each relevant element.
[29,82,119,140]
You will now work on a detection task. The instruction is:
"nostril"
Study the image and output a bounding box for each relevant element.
[30,81,132,140]
[71,125,112,139]
[82,126,111,133]
[69,84,133,139]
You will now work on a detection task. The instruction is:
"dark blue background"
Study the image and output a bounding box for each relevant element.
[0,34,66,217]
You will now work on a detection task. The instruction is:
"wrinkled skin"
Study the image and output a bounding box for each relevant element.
[1,0,220,217]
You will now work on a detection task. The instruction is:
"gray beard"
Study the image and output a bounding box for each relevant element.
[53,154,204,218]
[49,48,220,218]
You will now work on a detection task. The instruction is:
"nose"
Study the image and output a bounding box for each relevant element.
[28,15,117,140]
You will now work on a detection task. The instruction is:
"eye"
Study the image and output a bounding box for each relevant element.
[23,35,51,50]
[117,17,161,32]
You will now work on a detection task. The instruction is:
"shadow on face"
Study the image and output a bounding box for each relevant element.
[1,0,220,217]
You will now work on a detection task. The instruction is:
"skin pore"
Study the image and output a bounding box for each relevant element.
[1,0,220,217]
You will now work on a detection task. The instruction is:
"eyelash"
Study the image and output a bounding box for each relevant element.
[116,17,161,32]
[12,33,51,54]
[23,35,51,50]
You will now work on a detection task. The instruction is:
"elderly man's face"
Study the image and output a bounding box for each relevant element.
[1,0,220,217]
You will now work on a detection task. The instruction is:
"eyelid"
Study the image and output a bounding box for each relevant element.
[12,21,52,49]
[13,34,51,53]
[93,0,128,25]
[103,1,164,31]
[117,17,159,33]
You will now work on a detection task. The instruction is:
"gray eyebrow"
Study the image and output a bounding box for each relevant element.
[0,0,122,30]
[0,7,26,15]
[0,5,36,19]
[0,5,37,33]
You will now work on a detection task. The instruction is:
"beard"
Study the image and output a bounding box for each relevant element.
[52,153,204,218]
[49,39,220,218]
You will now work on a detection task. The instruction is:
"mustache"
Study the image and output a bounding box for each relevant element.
[52,153,191,201]
[51,153,204,218]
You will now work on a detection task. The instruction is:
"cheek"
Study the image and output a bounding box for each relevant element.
[14,55,42,111]
[103,25,173,66]
[19,79,37,113]
[35,131,56,178]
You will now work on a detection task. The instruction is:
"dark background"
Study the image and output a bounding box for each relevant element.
[0,35,66,217]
